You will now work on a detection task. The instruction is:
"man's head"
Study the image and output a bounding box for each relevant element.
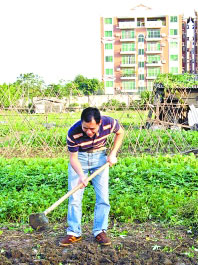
[81,107,101,138]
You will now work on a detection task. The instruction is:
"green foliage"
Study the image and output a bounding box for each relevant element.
[0,83,23,108]
[121,129,198,154]
[1,155,198,229]
[68,103,79,111]
[74,75,104,95]
[0,74,104,108]
[14,73,45,98]
[154,73,198,91]
[81,103,89,109]
[101,99,126,110]
[140,90,154,106]
[129,91,154,109]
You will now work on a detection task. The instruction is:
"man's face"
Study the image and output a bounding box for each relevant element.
[82,119,101,138]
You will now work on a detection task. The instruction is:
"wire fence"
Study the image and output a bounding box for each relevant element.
[0,85,198,158]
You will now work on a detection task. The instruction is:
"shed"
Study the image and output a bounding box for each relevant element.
[147,75,198,128]
[33,98,66,114]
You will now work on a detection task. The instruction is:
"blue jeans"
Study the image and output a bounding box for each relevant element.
[66,150,110,237]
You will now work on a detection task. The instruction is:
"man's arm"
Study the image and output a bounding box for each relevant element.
[108,126,124,166]
[69,151,88,188]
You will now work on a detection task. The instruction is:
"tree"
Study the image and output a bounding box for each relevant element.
[14,73,46,98]
[74,75,104,95]
[0,83,21,108]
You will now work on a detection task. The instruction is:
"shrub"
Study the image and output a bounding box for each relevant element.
[101,99,126,110]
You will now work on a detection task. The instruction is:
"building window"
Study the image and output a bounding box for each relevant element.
[170,55,178,61]
[105,56,113,62]
[122,68,135,77]
[147,42,161,51]
[147,80,153,91]
[122,55,135,64]
[122,81,135,90]
[170,41,178,48]
[105,69,113,75]
[138,62,144,67]
[121,43,135,51]
[147,29,160,38]
[138,87,145,92]
[138,34,144,42]
[104,18,112,24]
[139,74,144,80]
[170,67,178,74]
[105,81,113,87]
[121,30,135,39]
[170,29,178,35]
[147,67,161,77]
[138,49,144,55]
[170,16,178,22]
[105,43,113,49]
[147,55,161,63]
[105,31,112,37]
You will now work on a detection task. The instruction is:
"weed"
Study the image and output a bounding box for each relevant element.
[23,227,34,234]
[162,246,174,253]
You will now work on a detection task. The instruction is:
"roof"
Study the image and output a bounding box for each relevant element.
[117,4,183,18]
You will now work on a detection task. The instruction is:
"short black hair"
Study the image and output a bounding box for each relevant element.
[81,107,101,124]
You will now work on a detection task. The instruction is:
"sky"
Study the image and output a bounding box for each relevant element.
[0,0,198,85]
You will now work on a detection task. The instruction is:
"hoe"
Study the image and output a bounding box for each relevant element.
[29,162,109,230]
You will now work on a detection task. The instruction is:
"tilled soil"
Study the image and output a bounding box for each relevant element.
[0,221,198,265]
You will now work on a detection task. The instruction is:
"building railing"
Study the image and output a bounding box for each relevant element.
[145,21,163,28]
[118,21,136,29]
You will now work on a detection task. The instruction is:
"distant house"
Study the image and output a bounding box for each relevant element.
[33,98,66,114]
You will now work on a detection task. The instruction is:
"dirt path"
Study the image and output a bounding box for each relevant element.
[0,221,198,265]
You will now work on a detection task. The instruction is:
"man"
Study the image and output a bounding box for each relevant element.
[59,107,124,246]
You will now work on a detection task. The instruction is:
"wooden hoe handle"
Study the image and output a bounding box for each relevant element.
[44,162,109,216]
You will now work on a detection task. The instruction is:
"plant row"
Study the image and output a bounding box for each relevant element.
[0,127,198,155]
[1,155,198,228]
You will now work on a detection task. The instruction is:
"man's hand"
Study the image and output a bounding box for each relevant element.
[107,126,124,167]
[78,175,88,189]
[107,155,117,167]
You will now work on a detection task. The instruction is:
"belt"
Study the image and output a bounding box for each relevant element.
[86,147,106,153]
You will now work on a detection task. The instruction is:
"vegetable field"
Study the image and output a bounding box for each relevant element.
[1,155,198,264]
[1,155,198,228]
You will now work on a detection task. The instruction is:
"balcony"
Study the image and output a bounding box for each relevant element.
[146,76,158,80]
[118,21,136,29]
[121,88,139,93]
[120,37,136,42]
[145,49,162,54]
[102,36,115,41]
[120,74,136,80]
[145,21,163,28]
[146,61,162,66]
[120,63,136,67]
[120,50,136,55]
[137,22,145,27]
[146,36,162,41]
[103,75,115,80]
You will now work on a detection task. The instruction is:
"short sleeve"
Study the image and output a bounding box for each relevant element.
[67,130,79,152]
[112,119,120,133]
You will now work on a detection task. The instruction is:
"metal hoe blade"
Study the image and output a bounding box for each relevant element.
[29,213,49,230]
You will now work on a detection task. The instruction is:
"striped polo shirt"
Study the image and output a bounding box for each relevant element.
[67,116,120,152]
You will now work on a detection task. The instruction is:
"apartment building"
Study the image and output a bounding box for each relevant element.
[182,16,197,73]
[193,10,198,73]
[100,5,183,94]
